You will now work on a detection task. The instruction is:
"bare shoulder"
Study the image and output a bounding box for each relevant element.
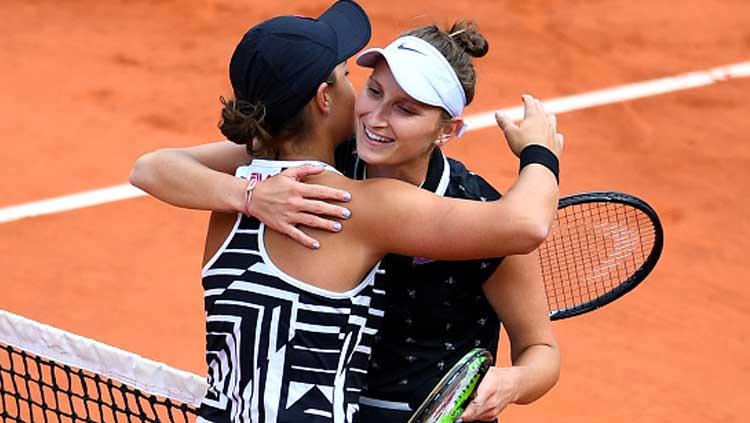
[350,176,418,198]
[301,171,410,197]
[186,141,252,173]
[301,170,358,190]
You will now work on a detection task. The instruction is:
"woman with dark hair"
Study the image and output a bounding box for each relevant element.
[132,4,562,422]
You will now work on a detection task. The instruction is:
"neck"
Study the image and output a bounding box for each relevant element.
[277,130,336,166]
[366,149,434,186]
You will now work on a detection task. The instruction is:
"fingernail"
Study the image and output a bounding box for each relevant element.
[342,209,351,219]
[312,241,320,249]
[342,191,352,201]
[334,222,342,232]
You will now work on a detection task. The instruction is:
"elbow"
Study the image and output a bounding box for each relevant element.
[502,201,553,255]
[129,151,160,191]
[532,221,551,247]
[517,220,550,254]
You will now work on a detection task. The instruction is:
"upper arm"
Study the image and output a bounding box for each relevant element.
[482,251,557,362]
[131,141,250,185]
[353,179,545,260]
[129,141,251,212]
[168,141,252,174]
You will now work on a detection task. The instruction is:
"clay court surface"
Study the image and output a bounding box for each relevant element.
[1,0,749,421]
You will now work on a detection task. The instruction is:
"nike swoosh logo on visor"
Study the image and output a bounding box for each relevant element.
[397,44,427,56]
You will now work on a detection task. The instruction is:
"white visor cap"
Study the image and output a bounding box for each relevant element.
[356,36,469,137]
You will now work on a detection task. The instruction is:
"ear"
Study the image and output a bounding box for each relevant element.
[313,82,332,115]
[434,117,464,147]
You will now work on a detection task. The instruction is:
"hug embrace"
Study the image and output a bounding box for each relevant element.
[130,1,564,422]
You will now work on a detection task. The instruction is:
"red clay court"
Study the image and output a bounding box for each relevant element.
[1,1,749,421]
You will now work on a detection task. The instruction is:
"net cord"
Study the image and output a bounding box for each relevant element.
[0,309,207,407]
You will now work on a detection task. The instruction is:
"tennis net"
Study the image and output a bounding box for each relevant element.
[0,309,207,422]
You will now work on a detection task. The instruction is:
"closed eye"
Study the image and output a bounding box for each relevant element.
[396,105,417,115]
[367,86,382,97]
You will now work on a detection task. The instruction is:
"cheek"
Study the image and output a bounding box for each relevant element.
[392,117,435,144]
[355,87,379,118]
[334,85,356,118]
[342,90,355,117]
[344,81,356,104]
[354,94,368,118]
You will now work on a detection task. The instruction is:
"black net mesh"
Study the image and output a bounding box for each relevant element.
[0,343,198,423]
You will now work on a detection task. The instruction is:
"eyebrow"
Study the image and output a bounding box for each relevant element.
[368,74,426,110]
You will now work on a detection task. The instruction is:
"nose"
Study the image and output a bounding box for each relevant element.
[366,103,388,129]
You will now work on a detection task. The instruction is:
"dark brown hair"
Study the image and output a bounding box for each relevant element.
[218,70,339,159]
[403,20,488,107]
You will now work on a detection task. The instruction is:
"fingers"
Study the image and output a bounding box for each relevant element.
[522,94,547,118]
[548,112,557,132]
[521,94,535,119]
[278,212,345,249]
[271,210,344,249]
[460,399,481,420]
[312,200,351,220]
[498,95,548,130]
[282,225,321,250]
[282,165,352,202]
[494,112,517,134]
[460,379,491,421]
[460,400,493,422]
[293,212,343,233]
[298,199,352,219]
[298,183,352,203]
[280,164,325,182]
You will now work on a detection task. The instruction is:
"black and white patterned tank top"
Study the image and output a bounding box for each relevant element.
[198,160,385,423]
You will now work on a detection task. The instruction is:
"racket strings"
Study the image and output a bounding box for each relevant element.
[541,202,657,314]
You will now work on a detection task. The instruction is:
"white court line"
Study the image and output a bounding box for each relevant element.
[463,60,750,129]
[1,60,749,224]
[0,185,146,223]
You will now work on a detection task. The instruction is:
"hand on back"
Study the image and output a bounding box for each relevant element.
[248,165,352,249]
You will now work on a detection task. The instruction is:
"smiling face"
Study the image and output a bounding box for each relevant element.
[354,59,448,173]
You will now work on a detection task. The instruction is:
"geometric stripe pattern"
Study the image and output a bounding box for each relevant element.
[198,160,385,423]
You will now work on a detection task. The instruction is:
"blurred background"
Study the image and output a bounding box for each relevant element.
[1,1,749,421]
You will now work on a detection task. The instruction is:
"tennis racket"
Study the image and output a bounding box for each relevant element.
[408,348,493,423]
[540,191,664,320]
[410,192,663,422]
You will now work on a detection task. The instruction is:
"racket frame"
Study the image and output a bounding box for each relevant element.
[407,348,493,423]
[546,191,664,320]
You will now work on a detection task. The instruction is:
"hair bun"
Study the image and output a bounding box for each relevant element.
[218,97,267,145]
[449,21,488,58]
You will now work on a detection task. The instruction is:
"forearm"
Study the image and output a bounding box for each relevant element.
[493,94,562,248]
[500,163,559,247]
[481,253,560,408]
[130,149,246,213]
[363,171,557,259]
[508,342,561,404]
